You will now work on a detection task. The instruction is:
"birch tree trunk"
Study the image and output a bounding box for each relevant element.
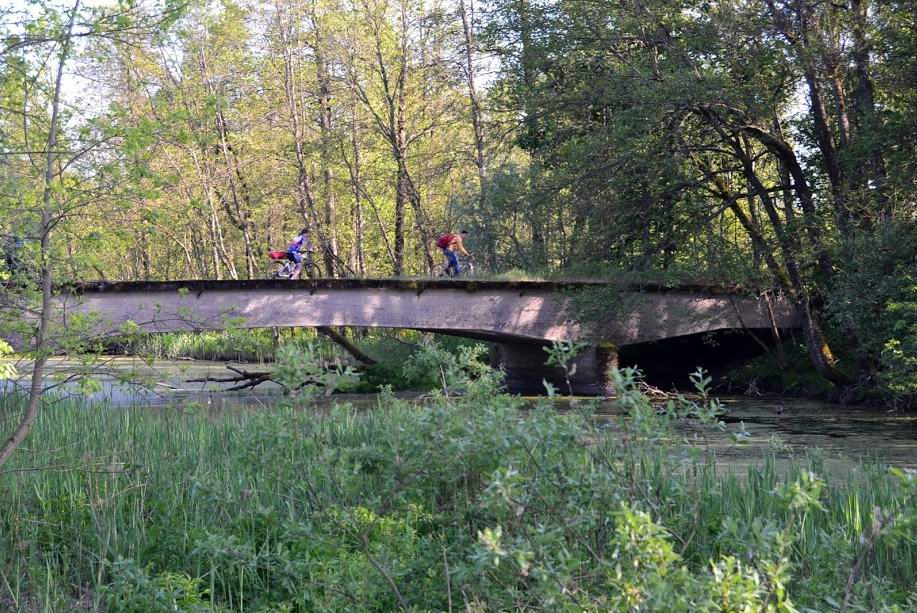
[349,99,366,275]
[315,43,339,275]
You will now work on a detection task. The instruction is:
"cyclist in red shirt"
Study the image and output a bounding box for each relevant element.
[435,230,471,277]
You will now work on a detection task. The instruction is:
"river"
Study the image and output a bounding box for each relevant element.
[2,357,915,470]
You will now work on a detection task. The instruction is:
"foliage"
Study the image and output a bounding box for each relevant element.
[476,0,917,390]
[725,344,837,398]
[106,328,493,393]
[1,366,916,610]
[2,0,914,393]
[273,342,360,398]
[829,222,917,401]
[110,328,315,363]
[102,558,209,613]
[0,340,16,379]
[542,339,588,397]
[401,335,502,397]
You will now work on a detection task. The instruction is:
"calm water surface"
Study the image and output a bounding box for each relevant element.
[2,357,915,470]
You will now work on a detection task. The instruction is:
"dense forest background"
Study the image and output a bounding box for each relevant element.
[1,0,915,396]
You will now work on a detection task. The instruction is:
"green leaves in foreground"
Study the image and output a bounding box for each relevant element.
[273,342,360,398]
[0,372,915,610]
[0,339,16,379]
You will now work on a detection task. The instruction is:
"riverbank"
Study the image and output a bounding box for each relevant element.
[98,328,916,409]
[2,373,916,610]
[4,354,915,469]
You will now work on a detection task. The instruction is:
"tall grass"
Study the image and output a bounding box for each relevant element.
[0,387,915,611]
[110,328,311,363]
[109,328,455,365]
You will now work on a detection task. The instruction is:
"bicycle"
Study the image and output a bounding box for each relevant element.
[268,251,319,279]
[433,255,475,278]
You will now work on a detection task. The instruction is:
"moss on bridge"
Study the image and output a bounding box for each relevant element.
[65,277,756,296]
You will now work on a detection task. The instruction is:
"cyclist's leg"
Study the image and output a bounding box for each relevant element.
[288,251,303,279]
[444,249,459,277]
[304,250,316,278]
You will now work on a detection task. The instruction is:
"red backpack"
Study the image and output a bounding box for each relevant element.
[435,233,455,249]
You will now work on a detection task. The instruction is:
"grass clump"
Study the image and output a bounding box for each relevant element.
[109,328,293,363]
[0,365,915,611]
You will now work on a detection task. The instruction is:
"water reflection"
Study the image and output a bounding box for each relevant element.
[2,358,915,469]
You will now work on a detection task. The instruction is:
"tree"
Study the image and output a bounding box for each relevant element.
[477,0,915,389]
[0,0,185,467]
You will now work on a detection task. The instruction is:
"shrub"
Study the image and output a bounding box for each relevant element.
[0,367,915,610]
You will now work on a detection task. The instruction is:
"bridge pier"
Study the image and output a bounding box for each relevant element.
[495,342,618,396]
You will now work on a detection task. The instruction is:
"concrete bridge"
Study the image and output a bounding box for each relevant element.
[54,278,801,394]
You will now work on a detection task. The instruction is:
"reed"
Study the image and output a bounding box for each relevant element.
[0,389,914,611]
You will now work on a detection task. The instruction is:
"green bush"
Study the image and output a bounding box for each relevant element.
[829,222,917,403]
[102,559,209,612]
[0,369,915,610]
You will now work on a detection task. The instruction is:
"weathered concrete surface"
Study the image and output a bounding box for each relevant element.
[47,278,801,395]
[496,343,620,395]
[58,278,800,345]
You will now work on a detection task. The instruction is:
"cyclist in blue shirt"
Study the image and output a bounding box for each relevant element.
[287,228,315,279]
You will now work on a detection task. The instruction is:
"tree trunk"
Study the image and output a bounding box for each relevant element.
[0,0,79,468]
[198,48,257,279]
[516,0,546,267]
[849,0,876,119]
[803,69,850,237]
[460,0,486,192]
[392,68,408,275]
[829,74,851,149]
[731,121,832,277]
[276,5,320,248]
[690,123,851,389]
[203,171,237,280]
[800,299,852,386]
[349,100,366,275]
[849,0,888,217]
[459,0,493,266]
[316,326,377,365]
[314,35,339,276]
[766,2,852,237]
[394,160,406,275]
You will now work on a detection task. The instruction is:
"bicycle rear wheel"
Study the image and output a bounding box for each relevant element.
[271,263,291,279]
[432,262,450,278]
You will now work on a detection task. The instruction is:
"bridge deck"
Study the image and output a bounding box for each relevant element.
[54,278,801,347]
[67,277,759,295]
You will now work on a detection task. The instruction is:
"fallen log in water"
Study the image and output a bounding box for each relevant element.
[186,362,366,392]
[186,365,274,391]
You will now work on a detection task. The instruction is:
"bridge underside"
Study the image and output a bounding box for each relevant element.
[492,327,793,394]
[47,279,801,395]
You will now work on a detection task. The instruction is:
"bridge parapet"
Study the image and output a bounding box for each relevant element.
[61,278,799,345]
[50,278,801,394]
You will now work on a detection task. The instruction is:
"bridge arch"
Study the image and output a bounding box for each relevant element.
[58,278,801,394]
